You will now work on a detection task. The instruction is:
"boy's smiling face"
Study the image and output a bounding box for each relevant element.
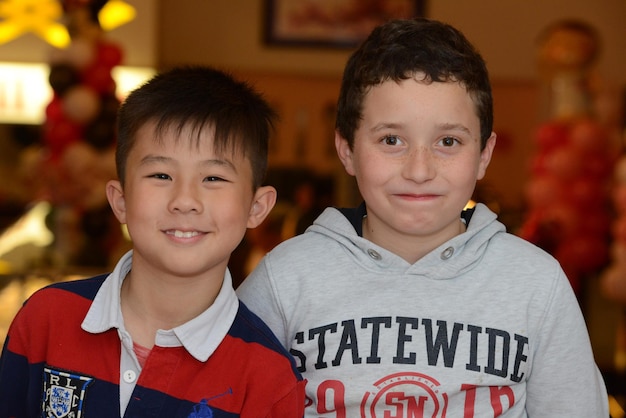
[336,77,496,262]
[107,120,274,281]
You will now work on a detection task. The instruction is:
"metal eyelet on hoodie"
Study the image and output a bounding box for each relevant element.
[367,249,382,260]
[440,246,454,260]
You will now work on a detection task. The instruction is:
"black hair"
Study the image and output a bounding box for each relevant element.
[116,66,276,189]
[336,17,493,149]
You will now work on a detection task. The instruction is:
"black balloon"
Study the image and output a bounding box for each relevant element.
[48,64,80,95]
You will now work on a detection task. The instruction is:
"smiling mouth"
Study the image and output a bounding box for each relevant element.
[167,230,202,238]
[396,193,439,200]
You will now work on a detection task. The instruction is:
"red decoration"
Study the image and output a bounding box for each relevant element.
[519,117,615,294]
[39,2,122,208]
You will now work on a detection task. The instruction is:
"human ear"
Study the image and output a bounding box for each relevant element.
[247,185,277,228]
[477,132,497,180]
[335,131,356,176]
[106,179,127,224]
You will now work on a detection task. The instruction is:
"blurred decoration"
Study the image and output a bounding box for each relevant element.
[599,89,626,406]
[97,0,135,31]
[0,0,135,48]
[0,0,68,47]
[602,155,626,378]
[0,62,155,125]
[518,20,620,296]
[0,0,133,272]
[0,203,52,253]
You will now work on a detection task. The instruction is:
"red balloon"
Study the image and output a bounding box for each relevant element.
[543,202,580,239]
[543,147,583,179]
[555,235,609,274]
[582,152,615,180]
[45,96,65,122]
[529,154,549,176]
[95,41,123,68]
[566,177,608,207]
[579,207,612,237]
[569,118,608,153]
[44,117,82,158]
[82,65,116,94]
[535,121,569,151]
[524,176,563,208]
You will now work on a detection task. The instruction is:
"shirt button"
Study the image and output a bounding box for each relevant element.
[367,249,381,260]
[441,247,454,260]
[123,370,137,383]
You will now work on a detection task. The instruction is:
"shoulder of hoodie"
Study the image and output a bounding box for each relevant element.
[464,203,562,272]
[267,207,352,259]
[475,218,564,278]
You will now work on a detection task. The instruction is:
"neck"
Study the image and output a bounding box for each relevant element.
[120,268,224,347]
[363,217,466,264]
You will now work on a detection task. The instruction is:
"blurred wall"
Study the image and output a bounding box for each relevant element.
[158,0,626,85]
[0,1,622,93]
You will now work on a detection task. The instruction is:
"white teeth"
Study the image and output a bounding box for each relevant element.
[172,230,200,238]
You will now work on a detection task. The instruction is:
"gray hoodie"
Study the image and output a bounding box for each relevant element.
[238,203,608,417]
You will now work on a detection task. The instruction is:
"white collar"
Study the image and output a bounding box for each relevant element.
[81,250,239,362]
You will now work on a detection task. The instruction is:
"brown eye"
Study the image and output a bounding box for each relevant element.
[382,135,401,145]
[204,176,225,182]
[150,173,171,180]
[441,136,456,146]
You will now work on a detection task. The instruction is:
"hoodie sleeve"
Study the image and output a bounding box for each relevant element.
[237,257,291,349]
[524,266,609,417]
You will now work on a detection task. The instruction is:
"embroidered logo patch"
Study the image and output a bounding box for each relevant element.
[42,367,94,418]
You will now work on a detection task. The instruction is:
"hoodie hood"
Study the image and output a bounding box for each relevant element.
[306,203,505,280]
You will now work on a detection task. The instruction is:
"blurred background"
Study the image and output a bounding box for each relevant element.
[0,0,625,413]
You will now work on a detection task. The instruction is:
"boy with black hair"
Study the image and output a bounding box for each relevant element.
[0,66,305,417]
[238,18,608,417]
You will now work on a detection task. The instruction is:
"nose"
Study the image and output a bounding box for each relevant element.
[168,181,203,213]
[402,146,436,183]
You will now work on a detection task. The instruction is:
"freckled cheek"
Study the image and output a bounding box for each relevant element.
[355,154,397,183]
[356,166,390,189]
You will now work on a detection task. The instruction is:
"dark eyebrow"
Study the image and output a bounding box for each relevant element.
[369,122,473,137]
[140,155,237,172]
[369,122,403,133]
[202,158,237,172]
[436,122,472,136]
[139,155,170,166]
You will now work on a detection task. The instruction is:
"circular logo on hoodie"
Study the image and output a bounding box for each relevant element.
[360,372,447,418]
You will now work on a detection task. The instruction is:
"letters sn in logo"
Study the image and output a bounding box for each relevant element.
[361,372,448,418]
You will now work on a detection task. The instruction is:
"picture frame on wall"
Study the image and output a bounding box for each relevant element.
[264,0,425,48]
